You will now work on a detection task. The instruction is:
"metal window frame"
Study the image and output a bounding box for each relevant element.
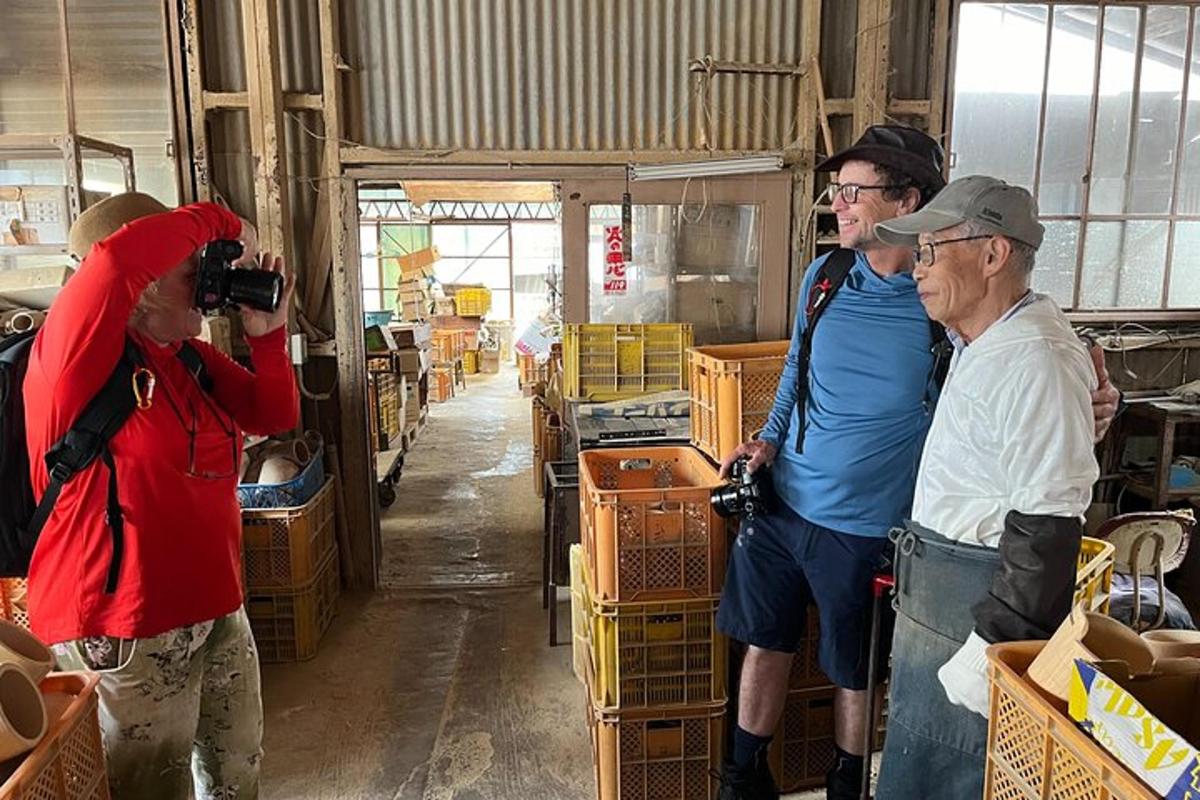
[949,1,1200,317]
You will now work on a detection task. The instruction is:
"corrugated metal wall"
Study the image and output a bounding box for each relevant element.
[336,0,809,152]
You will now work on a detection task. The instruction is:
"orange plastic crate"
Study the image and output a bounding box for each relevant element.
[580,447,726,604]
[0,673,109,800]
[766,686,837,794]
[586,691,725,800]
[985,641,1156,800]
[241,477,337,589]
[688,342,789,464]
[0,580,29,630]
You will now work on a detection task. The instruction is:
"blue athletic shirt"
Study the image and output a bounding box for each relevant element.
[759,250,936,538]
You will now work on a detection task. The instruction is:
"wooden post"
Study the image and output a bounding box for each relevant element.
[853,0,892,135]
[162,0,197,203]
[319,0,380,589]
[180,0,211,200]
[790,0,824,312]
[928,0,953,139]
[242,0,294,267]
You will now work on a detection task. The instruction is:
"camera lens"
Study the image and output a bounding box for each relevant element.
[709,484,743,518]
[225,268,283,313]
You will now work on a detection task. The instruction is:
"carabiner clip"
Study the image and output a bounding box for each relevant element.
[132,367,156,410]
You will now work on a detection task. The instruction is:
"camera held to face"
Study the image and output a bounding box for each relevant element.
[710,456,771,519]
[195,240,282,314]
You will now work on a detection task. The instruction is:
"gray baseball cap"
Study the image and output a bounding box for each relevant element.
[874,175,1044,249]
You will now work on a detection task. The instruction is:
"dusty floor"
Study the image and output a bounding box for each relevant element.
[259,366,828,799]
[260,366,591,800]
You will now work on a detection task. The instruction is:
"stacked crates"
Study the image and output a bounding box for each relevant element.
[577,446,729,800]
[532,397,563,498]
[242,477,341,663]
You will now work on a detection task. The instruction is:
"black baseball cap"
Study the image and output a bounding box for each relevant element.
[815,125,947,192]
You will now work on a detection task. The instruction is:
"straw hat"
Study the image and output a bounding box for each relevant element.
[69,192,169,260]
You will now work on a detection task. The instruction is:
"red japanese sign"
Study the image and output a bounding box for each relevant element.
[603,225,627,295]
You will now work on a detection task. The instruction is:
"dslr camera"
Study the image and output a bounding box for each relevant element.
[710,456,771,519]
[195,240,283,313]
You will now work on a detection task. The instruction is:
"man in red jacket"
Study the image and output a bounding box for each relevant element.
[25,192,299,799]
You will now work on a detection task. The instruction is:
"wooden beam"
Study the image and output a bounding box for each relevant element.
[319,0,379,589]
[162,0,195,203]
[204,91,325,111]
[180,0,211,199]
[340,146,797,166]
[823,98,854,116]
[241,0,293,267]
[928,0,953,138]
[854,0,893,135]
[792,0,823,310]
[888,99,932,117]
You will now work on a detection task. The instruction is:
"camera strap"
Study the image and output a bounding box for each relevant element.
[175,342,214,394]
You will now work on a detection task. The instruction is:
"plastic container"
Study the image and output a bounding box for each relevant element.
[589,597,725,712]
[518,353,550,390]
[587,695,724,800]
[564,324,693,401]
[0,673,108,800]
[767,686,837,795]
[363,310,394,328]
[454,287,492,317]
[431,368,454,403]
[241,477,337,589]
[245,550,340,663]
[237,449,326,510]
[0,582,29,631]
[1075,537,1115,615]
[462,349,479,374]
[688,341,789,464]
[985,641,1155,800]
[570,544,590,684]
[580,447,726,604]
[431,330,465,363]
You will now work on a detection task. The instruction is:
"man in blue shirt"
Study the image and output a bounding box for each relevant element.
[714,127,1118,800]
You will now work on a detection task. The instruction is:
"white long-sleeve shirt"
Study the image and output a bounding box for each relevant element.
[912,294,1099,546]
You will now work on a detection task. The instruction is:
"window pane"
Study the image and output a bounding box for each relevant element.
[1079,220,1168,308]
[949,4,1048,187]
[362,290,385,313]
[360,226,380,290]
[511,222,562,260]
[1089,7,1142,214]
[436,257,509,290]
[490,289,513,319]
[1039,7,1098,214]
[1178,11,1200,213]
[1031,220,1080,306]
[1169,222,1200,307]
[379,222,429,256]
[1126,6,1188,213]
[588,204,760,343]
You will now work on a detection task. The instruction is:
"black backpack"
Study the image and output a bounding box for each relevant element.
[0,330,210,584]
[793,248,953,453]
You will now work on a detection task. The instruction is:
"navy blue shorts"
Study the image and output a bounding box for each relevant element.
[716,500,889,690]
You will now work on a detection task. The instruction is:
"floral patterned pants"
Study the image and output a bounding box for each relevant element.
[51,608,262,800]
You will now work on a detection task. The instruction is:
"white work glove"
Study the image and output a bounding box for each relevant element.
[937,631,992,719]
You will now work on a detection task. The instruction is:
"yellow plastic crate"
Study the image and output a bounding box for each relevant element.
[462,349,479,374]
[589,597,725,712]
[455,287,492,317]
[564,324,693,401]
[688,341,789,463]
[570,544,590,684]
[1075,537,1114,614]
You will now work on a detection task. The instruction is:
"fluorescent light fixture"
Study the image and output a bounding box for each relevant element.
[630,155,784,181]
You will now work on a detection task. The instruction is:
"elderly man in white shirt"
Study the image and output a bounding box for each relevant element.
[869,175,1100,800]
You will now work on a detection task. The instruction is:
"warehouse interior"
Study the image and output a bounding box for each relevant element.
[3,1,1200,799]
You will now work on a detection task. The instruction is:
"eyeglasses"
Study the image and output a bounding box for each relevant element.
[827,183,908,204]
[912,235,994,268]
[156,374,240,480]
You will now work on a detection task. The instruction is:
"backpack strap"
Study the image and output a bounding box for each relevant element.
[26,339,143,543]
[175,341,214,394]
[794,248,857,454]
[928,319,952,393]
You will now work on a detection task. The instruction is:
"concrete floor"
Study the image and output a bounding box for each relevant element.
[258,366,826,799]
[260,367,591,800]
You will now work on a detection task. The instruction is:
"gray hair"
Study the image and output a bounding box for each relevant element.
[959,220,1036,277]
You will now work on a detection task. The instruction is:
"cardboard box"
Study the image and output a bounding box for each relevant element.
[432,314,483,331]
[396,347,430,380]
[392,246,440,281]
[480,349,501,374]
[1070,658,1200,798]
[387,322,432,349]
[434,297,456,316]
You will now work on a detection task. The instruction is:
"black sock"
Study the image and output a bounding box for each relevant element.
[833,744,865,777]
[732,726,773,773]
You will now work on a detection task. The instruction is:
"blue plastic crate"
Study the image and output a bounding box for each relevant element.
[364,310,394,328]
[238,450,326,509]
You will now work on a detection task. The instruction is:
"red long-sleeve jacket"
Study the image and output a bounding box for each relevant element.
[23,203,299,643]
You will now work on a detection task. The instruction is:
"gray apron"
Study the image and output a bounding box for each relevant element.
[875,522,1000,800]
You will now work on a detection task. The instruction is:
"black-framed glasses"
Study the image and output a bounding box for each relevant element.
[912,235,994,268]
[827,183,907,204]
